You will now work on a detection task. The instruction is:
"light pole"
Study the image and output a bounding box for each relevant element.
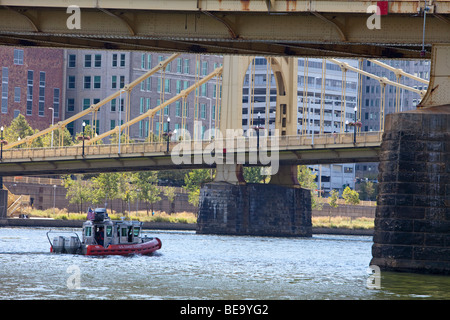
[82,121,86,157]
[49,107,55,148]
[166,117,171,153]
[0,126,4,160]
[353,106,358,144]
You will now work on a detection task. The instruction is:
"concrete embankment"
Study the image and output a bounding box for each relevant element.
[0,218,373,236]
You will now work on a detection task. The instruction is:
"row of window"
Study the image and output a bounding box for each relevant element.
[1,67,60,117]
[68,53,127,68]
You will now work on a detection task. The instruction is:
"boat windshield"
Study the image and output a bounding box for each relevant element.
[133,227,140,237]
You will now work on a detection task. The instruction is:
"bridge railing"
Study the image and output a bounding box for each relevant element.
[0,131,382,162]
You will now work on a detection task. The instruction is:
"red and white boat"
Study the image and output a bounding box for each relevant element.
[47,208,161,256]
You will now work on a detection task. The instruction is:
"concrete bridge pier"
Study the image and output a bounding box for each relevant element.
[197,54,311,237]
[197,163,312,237]
[371,45,450,274]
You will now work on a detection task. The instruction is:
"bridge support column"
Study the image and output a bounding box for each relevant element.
[371,45,450,274]
[197,182,312,237]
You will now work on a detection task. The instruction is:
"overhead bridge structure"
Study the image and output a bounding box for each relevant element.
[0,0,448,274]
[0,0,449,59]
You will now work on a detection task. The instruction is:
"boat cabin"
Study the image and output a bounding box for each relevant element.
[82,208,143,248]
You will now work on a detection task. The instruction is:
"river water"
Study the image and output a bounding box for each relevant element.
[1,227,450,300]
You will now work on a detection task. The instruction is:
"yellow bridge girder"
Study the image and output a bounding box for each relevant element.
[0,1,449,58]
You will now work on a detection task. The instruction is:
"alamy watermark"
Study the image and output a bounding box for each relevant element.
[366,265,381,289]
[65,4,385,32]
[66,264,81,289]
[170,125,280,175]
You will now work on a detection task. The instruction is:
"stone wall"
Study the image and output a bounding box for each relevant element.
[371,107,450,274]
[198,182,312,237]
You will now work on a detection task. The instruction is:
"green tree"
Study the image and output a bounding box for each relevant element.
[359,181,376,201]
[4,114,43,148]
[42,127,74,147]
[342,186,360,205]
[63,174,93,214]
[163,186,176,214]
[243,167,264,183]
[134,171,161,215]
[117,172,138,215]
[183,169,213,207]
[297,165,323,210]
[329,189,339,209]
[91,173,120,213]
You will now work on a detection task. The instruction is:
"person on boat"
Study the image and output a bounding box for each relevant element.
[95,226,104,246]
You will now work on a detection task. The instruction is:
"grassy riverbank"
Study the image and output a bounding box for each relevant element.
[26,208,374,230]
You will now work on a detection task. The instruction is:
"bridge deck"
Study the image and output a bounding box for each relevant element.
[0,132,381,176]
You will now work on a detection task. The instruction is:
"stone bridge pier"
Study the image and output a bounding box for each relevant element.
[197,55,312,237]
[371,45,450,274]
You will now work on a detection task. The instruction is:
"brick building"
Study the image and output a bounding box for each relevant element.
[0,46,64,130]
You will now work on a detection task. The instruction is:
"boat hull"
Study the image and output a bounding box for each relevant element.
[84,238,162,256]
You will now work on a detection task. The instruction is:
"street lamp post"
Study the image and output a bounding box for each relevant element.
[49,107,55,148]
[82,121,86,157]
[353,106,358,144]
[256,112,261,150]
[0,126,3,160]
[166,117,171,153]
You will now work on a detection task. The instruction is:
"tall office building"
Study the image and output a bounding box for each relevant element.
[64,50,222,140]
[356,59,431,179]
[0,46,64,131]
[242,58,360,195]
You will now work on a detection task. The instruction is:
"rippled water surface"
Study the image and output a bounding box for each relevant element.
[1,227,450,300]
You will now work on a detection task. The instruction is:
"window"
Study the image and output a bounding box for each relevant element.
[68,54,76,68]
[53,88,60,118]
[176,58,182,73]
[120,76,125,88]
[110,98,116,112]
[146,98,150,111]
[14,87,20,103]
[83,98,90,110]
[110,120,116,130]
[112,75,117,89]
[147,55,152,69]
[120,54,126,67]
[184,59,190,74]
[112,54,118,67]
[2,67,8,113]
[94,54,102,67]
[202,61,208,76]
[176,80,182,94]
[93,76,101,89]
[67,98,75,112]
[38,72,45,117]
[201,83,207,96]
[84,76,91,89]
[27,70,33,116]
[106,226,113,237]
[14,110,20,118]
[175,101,181,117]
[13,49,24,65]
[141,53,146,69]
[146,78,151,91]
[85,226,92,237]
[140,97,144,114]
[68,75,76,89]
[84,54,92,67]
[201,103,206,119]
[164,78,170,93]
